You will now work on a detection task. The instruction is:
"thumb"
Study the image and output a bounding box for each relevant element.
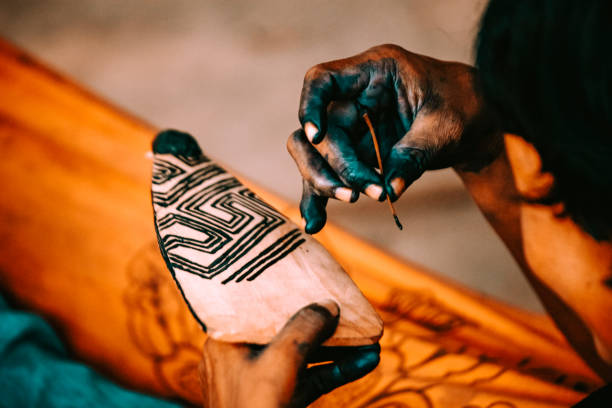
[260,300,340,373]
[384,109,469,201]
[383,140,428,202]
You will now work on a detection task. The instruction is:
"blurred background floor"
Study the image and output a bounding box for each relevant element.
[0,0,543,311]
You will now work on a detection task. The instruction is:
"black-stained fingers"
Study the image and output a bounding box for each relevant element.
[295,344,381,407]
[300,180,328,234]
[381,116,433,201]
[287,129,359,203]
[315,124,385,201]
[308,343,381,364]
[299,61,371,144]
[383,144,427,202]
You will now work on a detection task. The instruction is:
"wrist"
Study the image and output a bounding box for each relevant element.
[453,129,504,174]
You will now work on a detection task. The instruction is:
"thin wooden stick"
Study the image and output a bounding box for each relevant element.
[363,112,403,230]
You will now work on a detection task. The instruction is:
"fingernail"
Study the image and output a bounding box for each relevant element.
[335,187,355,202]
[592,330,612,364]
[364,184,384,201]
[304,122,318,142]
[390,178,405,197]
[316,299,340,318]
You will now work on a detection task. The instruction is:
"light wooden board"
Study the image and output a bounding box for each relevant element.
[151,129,382,345]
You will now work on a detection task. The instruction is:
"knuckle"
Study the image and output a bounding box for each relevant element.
[304,64,327,82]
[393,146,428,166]
[286,130,302,152]
[292,128,306,143]
[286,135,295,153]
[313,184,336,198]
[338,164,358,184]
[368,43,405,58]
[338,162,368,189]
[310,175,335,195]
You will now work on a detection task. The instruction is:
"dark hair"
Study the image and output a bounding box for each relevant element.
[476,0,612,240]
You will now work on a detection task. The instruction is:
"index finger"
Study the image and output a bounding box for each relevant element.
[295,344,381,407]
[308,343,381,364]
[299,57,371,144]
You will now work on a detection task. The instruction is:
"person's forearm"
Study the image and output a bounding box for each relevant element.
[454,146,612,381]
[454,148,527,267]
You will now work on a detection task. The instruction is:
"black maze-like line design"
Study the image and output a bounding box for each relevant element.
[153,154,305,284]
[221,229,305,284]
[153,164,226,207]
[152,159,185,185]
[164,185,287,279]
[152,152,209,185]
[175,153,210,167]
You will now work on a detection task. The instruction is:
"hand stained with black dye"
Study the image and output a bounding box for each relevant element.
[287,44,503,234]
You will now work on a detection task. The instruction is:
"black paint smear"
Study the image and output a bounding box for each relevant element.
[153,129,206,161]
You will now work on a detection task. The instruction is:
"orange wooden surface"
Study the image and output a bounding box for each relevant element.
[0,39,602,407]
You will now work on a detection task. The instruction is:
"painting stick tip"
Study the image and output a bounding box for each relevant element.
[393,215,403,230]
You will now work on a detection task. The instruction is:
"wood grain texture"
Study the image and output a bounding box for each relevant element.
[151,130,382,345]
[0,39,603,406]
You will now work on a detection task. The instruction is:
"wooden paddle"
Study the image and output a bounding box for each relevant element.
[151,129,382,346]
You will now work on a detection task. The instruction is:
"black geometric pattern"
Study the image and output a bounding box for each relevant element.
[152,151,305,284]
[152,159,185,185]
[152,164,226,207]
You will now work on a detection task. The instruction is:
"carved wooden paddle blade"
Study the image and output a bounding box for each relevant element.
[151,130,383,346]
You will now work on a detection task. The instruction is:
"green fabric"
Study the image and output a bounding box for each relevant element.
[0,294,181,408]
